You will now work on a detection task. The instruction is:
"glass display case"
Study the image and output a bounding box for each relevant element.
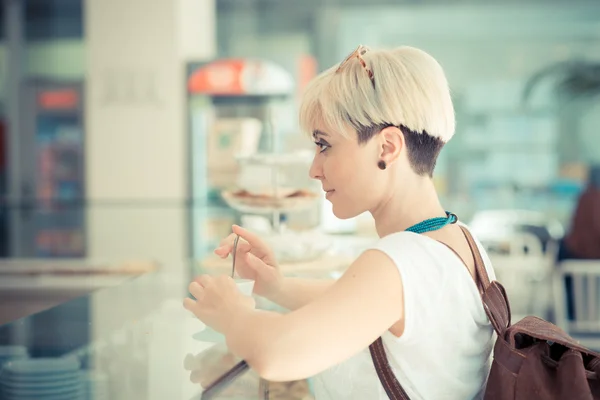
[0,263,314,400]
[10,80,86,258]
[186,59,329,269]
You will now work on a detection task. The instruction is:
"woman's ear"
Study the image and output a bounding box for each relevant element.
[378,126,404,166]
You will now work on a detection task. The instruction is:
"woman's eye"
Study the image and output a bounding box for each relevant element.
[315,141,330,153]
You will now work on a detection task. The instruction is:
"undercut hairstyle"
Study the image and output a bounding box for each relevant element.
[299,46,454,177]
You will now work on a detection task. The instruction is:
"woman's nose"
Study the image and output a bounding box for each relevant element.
[309,156,323,180]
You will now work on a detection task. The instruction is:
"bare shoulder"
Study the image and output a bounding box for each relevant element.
[342,248,402,279]
[335,249,405,307]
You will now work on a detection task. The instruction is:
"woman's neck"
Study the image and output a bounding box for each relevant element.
[371,176,446,238]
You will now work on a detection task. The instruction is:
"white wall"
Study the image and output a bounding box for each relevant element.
[84,0,215,264]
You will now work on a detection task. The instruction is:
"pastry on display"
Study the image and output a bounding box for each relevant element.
[184,345,313,399]
[222,188,318,212]
[266,380,312,400]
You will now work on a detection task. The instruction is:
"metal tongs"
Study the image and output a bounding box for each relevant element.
[231,234,240,278]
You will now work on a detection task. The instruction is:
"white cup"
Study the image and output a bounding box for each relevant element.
[235,279,255,296]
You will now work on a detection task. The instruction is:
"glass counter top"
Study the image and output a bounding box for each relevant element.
[0,264,315,400]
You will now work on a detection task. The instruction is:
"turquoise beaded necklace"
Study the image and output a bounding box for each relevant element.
[405,211,457,234]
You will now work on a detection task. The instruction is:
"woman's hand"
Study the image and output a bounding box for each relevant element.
[213,225,283,299]
[184,275,256,333]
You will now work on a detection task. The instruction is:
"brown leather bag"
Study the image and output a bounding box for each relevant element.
[370,226,600,400]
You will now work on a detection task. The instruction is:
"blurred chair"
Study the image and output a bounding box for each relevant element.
[470,209,564,257]
[553,260,600,351]
[482,232,552,322]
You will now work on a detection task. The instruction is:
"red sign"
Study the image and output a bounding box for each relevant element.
[188,58,294,96]
[38,89,79,110]
[188,59,245,95]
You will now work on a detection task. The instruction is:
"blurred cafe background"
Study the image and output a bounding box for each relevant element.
[0,0,599,399]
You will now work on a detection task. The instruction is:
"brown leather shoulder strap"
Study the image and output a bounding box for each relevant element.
[459,226,511,336]
[369,338,410,400]
[435,240,483,294]
[459,226,491,291]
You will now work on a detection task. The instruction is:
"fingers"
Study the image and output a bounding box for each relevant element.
[215,234,235,256]
[183,297,196,311]
[245,252,267,271]
[215,232,250,258]
[218,233,237,247]
[185,276,213,309]
[214,241,250,258]
[188,281,205,300]
[214,225,269,260]
[215,233,238,257]
[214,245,229,258]
[190,275,234,295]
[194,275,212,287]
[232,225,264,249]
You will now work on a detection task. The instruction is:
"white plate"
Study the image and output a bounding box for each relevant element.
[0,355,28,368]
[3,390,84,400]
[0,346,28,357]
[0,354,28,362]
[2,382,83,397]
[0,371,80,383]
[2,358,80,375]
[1,376,81,390]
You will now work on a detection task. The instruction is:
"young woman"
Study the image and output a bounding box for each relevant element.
[184,45,496,399]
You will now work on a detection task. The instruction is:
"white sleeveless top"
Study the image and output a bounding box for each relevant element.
[313,227,496,400]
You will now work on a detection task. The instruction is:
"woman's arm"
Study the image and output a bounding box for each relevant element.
[212,225,336,311]
[224,249,404,382]
[266,277,335,311]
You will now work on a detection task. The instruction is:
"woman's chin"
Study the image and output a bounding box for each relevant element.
[331,205,360,220]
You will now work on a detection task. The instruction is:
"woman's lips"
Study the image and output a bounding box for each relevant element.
[325,190,335,199]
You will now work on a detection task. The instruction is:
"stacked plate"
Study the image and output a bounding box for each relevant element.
[0,346,28,369]
[0,358,84,400]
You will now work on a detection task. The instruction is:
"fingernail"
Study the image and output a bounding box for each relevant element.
[183,298,195,310]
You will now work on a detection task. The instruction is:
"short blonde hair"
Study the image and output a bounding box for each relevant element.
[299,46,455,143]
